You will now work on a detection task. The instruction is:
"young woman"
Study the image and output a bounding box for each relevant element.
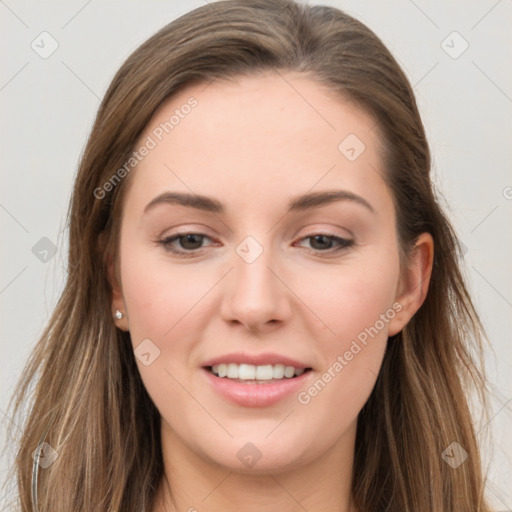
[5,0,494,510]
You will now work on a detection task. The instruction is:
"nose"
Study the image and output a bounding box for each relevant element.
[219,243,292,332]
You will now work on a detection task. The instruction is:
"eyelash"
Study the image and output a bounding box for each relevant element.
[157,232,354,258]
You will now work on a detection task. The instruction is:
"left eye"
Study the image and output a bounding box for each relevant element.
[296,234,353,253]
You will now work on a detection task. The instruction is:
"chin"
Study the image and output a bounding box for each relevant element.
[195,434,315,474]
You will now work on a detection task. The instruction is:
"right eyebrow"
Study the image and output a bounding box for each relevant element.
[143,192,224,214]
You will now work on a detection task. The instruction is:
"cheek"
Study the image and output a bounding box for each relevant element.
[302,254,400,344]
[292,270,396,450]
[118,239,223,402]
[118,244,212,420]
[120,243,213,341]
[294,253,398,411]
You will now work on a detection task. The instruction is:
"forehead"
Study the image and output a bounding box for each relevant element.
[124,71,390,217]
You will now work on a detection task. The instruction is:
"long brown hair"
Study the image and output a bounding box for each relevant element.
[3,1,493,510]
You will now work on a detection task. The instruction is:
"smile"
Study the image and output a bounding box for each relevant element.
[208,363,310,381]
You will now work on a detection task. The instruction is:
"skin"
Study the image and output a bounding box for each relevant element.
[109,71,433,512]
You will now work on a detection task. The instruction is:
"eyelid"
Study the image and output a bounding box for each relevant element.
[157,224,215,238]
[296,224,355,240]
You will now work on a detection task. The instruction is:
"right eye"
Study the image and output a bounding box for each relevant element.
[158,232,214,256]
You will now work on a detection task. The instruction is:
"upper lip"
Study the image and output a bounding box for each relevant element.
[202,352,311,369]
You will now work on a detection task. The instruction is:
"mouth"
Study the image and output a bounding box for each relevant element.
[201,362,314,407]
[200,353,315,406]
[204,363,313,384]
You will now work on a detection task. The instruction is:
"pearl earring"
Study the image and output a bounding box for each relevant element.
[115,310,124,320]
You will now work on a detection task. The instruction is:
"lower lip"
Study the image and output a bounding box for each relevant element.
[201,368,312,408]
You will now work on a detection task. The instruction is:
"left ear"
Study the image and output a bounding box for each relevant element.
[388,232,434,336]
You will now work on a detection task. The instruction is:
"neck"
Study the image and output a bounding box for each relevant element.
[152,419,358,512]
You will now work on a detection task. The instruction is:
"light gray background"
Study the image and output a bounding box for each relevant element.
[1,0,511,509]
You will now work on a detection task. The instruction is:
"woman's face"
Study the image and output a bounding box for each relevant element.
[112,71,413,472]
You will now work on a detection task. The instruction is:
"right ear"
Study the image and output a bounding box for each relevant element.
[100,232,129,331]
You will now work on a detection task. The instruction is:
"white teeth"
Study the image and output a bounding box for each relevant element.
[227,363,238,378]
[272,364,285,379]
[239,363,256,380]
[210,363,307,380]
[283,366,295,378]
[256,365,273,380]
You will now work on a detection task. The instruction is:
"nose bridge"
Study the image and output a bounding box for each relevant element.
[220,234,291,329]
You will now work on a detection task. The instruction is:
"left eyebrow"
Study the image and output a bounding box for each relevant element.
[288,190,375,214]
